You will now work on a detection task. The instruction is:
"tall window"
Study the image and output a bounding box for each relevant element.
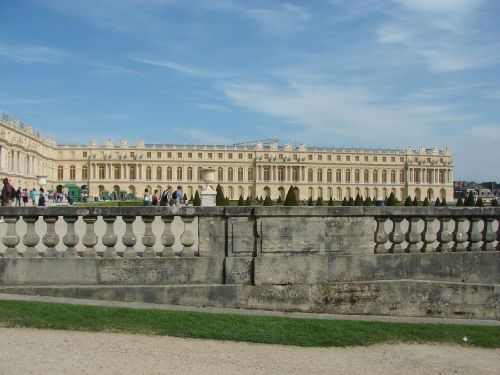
[98,165,105,179]
[146,166,152,180]
[238,167,244,181]
[197,167,202,181]
[327,169,332,182]
[82,165,88,180]
[247,168,254,181]
[391,170,396,183]
[278,167,285,181]
[399,170,405,183]
[177,166,183,180]
[364,169,369,183]
[373,170,378,183]
[166,167,172,180]
[218,167,223,181]
[336,169,341,183]
[227,167,233,181]
[345,169,351,183]
[114,165,121,179]
[187,167,193,181]
[129,165,136,180]
[317,168,323,182]
[57,165,63,180]
[69,165,76,180]
[156,166,162,180]
[382,170,387,183]
[426,170,433,183]
[354,169,360,183]
[439,170,445,183]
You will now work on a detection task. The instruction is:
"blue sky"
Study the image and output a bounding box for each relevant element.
[0,0,499,181]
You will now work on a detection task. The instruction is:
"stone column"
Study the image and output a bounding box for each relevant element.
[122,216,137,257]
[179,216,196,257]
[102,216,118,258]
[63,216,79,257]
[453,217,468,252]
[437,217,453,252]
[483,217,496,251]
[22,216,40,258]
[161,216,175,257]
[423,217,437,252]
[42,216,59,257]
[468,217,482,252]
[142,216,156,257]
[389,217,405,253]
[405,217,421,253]
[2,216,20,257]
[82,216,98,257]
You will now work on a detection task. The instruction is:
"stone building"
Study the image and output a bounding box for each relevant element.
[0,113,454,201]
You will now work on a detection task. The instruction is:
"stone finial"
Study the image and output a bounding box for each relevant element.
[136,139,145,148]
[298,143,307,151]
[105,138,114,148]
[89,138,97,148]
[255,142,263,150]
[120,139,129,148]
[284,143,292,150]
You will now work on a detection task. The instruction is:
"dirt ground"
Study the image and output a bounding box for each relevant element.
[0,327,498,374]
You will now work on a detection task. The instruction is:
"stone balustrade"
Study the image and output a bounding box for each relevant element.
[0,207,499,258]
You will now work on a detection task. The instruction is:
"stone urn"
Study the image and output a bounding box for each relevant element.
[201,167,217,206]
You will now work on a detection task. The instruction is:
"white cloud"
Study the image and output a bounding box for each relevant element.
[0,43,69,64]
[131,57,205,77]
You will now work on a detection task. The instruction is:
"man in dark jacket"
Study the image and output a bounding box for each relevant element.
[1,178,16,207]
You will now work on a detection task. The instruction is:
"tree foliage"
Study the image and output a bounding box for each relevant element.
[237,195,244,206]
[404,196,412,206]
[354,194,363,206]
[216,184,225,206]
[328,197,334,206]
[193,190,201,206]
[284,186,298,206]
[263,195,273,206]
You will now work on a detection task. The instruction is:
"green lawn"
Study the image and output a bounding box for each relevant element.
[0,300,498,348]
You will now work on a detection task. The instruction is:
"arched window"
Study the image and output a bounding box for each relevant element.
[69,165,76,180]
[354,169,360,183]
[391,170,396,183]
[247,168,254,181]
[336,169,342,183]
[228,167,233,181]
[317,169,323,182]
[364,169,369,183]
[278,167,285,181]
[382,170,387,183]
[307,168,313,182]
[373,170,378,183]
[114,165,121,179]
[156,166,162,180]
[166,167,172,180]
[345,169,351,183]
[146,166,152,180]
[399,170,405,183]
[57,165,63,180]
[98,164,105,179]
[414,169,420,183]
[218,167,223,181]
[228,186,234,199]
[177,166,183,180]
[427,169,433,183]
[336,187,342,200]
[129,165,136,180]
[327,169,332,182]
[187,167,193,181]
[439,170,445,183]
[238,167,243,181]
[82,165,88,180]
[197,167,202,181]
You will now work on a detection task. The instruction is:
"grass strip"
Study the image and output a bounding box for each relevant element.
[0,300,499,348]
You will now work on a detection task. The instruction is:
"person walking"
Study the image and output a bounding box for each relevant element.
[1,178,16,207]
[30,188,36,206]
[174,185,182,206]
[143,188,151,206]
[15,187,22,207]
[152,190,159,206]
[22,188,29,206]
[38,188,46,207]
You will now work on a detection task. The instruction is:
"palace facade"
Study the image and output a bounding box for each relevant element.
[0,113,454,201]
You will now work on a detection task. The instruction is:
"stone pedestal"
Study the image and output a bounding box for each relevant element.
[201,190,217,207]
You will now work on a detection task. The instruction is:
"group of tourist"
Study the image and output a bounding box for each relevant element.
[143,185,183,206]
[0,178,46,208]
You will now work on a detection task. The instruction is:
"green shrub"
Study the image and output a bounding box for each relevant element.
[492,198,498,207]
[216,184,225,206]
[193,191,201,206]
[354,194,363,206]
[245,196,252,206]
[307,196,314,206]
[328,197,334,206]
[284,186,298,206]
[348,197,354,206]
[363,196,373,206]
[412,196,419,206]
[476,197,484,207]
[434,197,441,206]
[237,195,244,206]
[316,197,323,206]
[441,198,447,206]
[341,197,348,206]
[466,193,475,207]
[276,196,282,204]
[386,192,397,206]
[404,196,412,206]
[263,195,273,206]
[456,197,463,206]
[423,197,430,206]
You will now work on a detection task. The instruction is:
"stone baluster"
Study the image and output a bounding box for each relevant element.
[179,216,196,256]
[468,217,482,252]
[82,216,98,257]
[22,216,40,258]
[2,216,20,257]
[122,216,137,257]
[389,217,405,254]
[42,216,59,257]
[161,215,175,257]
[142,216,156,257]
[453,217,468,252]
[482,218,496,251]
[437,217,453,252]
[102,216,118,258]
[63,216,79,257]
[423,217,437,253]
[374,217,388,254]
[405,217,421,253]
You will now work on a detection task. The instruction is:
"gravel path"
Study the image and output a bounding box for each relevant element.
[0,327,498,375]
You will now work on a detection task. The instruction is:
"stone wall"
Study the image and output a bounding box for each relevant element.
[0,206,499,319]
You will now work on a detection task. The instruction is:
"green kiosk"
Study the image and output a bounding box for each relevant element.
[64,184,81,202]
